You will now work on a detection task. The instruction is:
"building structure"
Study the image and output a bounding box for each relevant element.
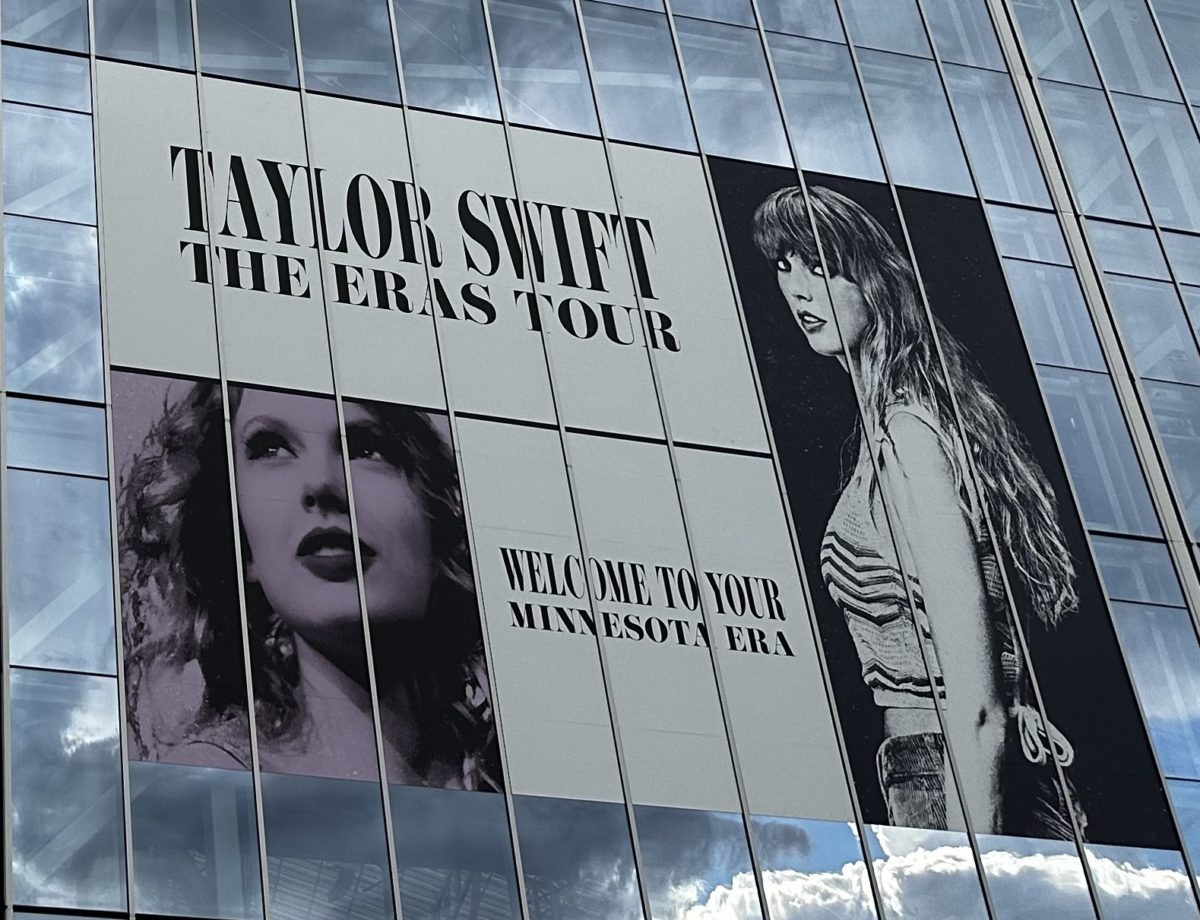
[1,0,1200,918]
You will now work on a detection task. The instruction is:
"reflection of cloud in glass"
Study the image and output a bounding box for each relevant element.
[10,669,125,910]
[3,215,103,401]
[679,836,1198,920]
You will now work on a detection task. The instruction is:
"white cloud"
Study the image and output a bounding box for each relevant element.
[677,844,1196,920]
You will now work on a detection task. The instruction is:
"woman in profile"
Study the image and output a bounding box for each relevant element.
[117,378,501,791]
[753,185,1079,836]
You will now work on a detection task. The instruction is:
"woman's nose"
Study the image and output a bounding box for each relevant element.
[301,452,347,512]
[785,271,813,301]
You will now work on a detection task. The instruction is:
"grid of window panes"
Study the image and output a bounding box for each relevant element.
[1,1,1199,919]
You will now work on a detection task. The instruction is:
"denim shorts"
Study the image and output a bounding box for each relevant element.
[876,731,1079,837]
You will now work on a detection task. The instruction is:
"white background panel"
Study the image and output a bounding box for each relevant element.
[455,418,624,801]
[510,128,664,438]
[566,433,740,811]
[611,144,769,453]
[95,63,218,377]
[200,78,333,392]
[675,447,854,821]
[304,95,444,409]
[406,111,555,424]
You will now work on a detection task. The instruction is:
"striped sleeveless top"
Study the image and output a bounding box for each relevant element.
[819,404,1019,709]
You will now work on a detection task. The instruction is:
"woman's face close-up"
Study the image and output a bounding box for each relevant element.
[232,389,435,652]
[775,252,871,359]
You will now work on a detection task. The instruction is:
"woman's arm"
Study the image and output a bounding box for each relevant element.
[878,411,1006,834]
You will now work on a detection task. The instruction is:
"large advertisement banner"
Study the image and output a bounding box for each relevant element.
[708,157,1176,848]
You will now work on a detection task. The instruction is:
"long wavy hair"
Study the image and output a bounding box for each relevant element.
[119,379,501,790]
[753,185,1077,625]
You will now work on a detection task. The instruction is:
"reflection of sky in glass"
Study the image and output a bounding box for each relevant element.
[394,0,500,119]
[856,50,974,195]
[514,795,643,920]
[581,2,696,151]
[1105,275,1200,385]
[129,761,264,920]
[296,0,400,102]
[1,45,91,111]
[10,668,126,910]
[633,805,762,920]
[489,0,599,135]
[1143,380,1200,539]
[261,772,395,920]
[94,0,195,70]
[1085,844,1200,920]
[1092,535,1185,607]
[2,103,96,223]
[1,0,89,52]
[1112,602,1200,780]
[7,397,109,477]
[767,31,884,181]
[196,0,299,87]
[8,469,116,674]
[841,0,930,57]
[390,785,521,919]
[4,215,104,401]
[1002,259,1105,371]
[674,17,791,166]
[753,816,878,918]
[977,835,1094,920]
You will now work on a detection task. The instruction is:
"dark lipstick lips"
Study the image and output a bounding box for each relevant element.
[296,527,376,582]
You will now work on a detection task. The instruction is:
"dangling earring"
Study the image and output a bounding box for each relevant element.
[264,613,298,684]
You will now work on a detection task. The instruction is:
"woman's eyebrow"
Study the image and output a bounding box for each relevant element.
[235,414,298,440]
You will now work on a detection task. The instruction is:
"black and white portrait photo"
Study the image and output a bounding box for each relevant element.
[113,371,502,792]
[710,158,1178,849]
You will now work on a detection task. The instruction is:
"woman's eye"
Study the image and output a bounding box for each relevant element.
[810,263,826,278]
[245,429,292,461]
[775,257,791,272]
[347,429,387,463]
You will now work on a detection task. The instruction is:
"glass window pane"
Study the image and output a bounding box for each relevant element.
[675,17,791,165]
[1,46,91,112]
[1037,365,1161,536]
[1042,82,1148,223]
[130,761,264,920]
[513,795,644,920]
[296,0,400,103]
[2,103,96,224]
[1111,602,1200,780]
[1012,0,1100,86]
[196,0,298,88]
[750,815,878,917]
[1087,218,1170,278]
[633,805,763,920]
[945,64,1050,206]
[988,204,1071,264]
[2,0,89,52]
[1168,779,1200,878]
[260,773,394,920]
[393,0,500,119]
[1078,0,1180,101]
[975,836,1096,920]
[767,31,884,181]
[7,469,115,673]
[756,0,844,42]
[1084,845,1200,919]
[11,669,125,910]
[1151,0,1200,104]
[1092,535,1184,605]
[4,216,104,402]
[1143,379,1200,539]
[490,0,598,135]
[857,49,974,194]
[863,826,989,919]
[1105,275,1200,384]
[1111,94,1200,233]
[1004,259,1105,370]
[922,0,1006,70]
[6,397,107,477]
[841,0,931,56]
[581,2,696,151]
[1163,231,1200,285]
[94,0,194,69]
[670,0,753,27]
[391,786,521,919]
[1186,287,1200,338]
